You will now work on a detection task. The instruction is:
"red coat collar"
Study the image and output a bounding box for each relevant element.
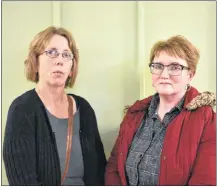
[129,87,200,113]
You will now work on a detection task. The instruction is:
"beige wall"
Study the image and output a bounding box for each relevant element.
[142,1,216,97]
[2,2,53,185]
[61,1,139,157]
[2,1,216,185]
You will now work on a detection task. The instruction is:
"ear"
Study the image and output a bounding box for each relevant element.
[188,70,195,82]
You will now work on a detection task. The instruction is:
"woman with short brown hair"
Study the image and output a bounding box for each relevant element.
[105,35,216,186]
[3,26,107,186]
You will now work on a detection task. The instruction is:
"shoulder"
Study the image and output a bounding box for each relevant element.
[124,95,153,114]
[8,89,38,117]
[186,105,215,126]
[5,89,37,139]
[68,94,99,132]
[186,91,216,122]
[183,91,216,138]
[68,93,95,113]
[186,102,216,143]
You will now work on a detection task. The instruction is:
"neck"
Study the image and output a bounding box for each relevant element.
[36,83,67,106]
[158,91,185,114]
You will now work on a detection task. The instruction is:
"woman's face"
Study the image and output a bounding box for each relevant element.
[151,51,194,97]
[38,34,73,87]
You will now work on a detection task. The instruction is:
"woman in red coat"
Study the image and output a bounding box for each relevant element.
[105,35,216,186]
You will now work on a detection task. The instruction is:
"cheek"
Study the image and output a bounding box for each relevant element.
[67,63,74,74]
[170,76,188,87]
[170,76,182,84]
[152,74,160,83]
[38,61,51,75]
[65,65,72,75]
[68,64,73,71]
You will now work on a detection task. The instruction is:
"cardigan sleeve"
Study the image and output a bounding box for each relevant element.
[3,102,42,185]
[188,109,216,185]
[92,110,107,185]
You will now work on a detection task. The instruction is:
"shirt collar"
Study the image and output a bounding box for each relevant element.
[148,93,185,117]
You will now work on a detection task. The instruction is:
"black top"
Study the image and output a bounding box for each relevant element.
[3,89,107,185]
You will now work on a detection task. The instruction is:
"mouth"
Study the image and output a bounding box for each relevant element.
[52,71,64,75]
[159,82,171,85]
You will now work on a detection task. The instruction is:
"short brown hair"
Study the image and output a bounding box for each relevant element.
[149,35,200,74]
[25,26,79,88]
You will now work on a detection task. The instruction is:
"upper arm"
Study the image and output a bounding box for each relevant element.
[188,110,216,185]
[3,103,41,185]
[91,109,106,157]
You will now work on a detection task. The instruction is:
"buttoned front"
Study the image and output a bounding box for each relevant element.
[125,93,184,186]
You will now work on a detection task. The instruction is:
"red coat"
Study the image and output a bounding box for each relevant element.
[105,87,216,185]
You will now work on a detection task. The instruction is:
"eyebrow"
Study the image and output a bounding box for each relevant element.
[47,47,71,52]
[153,62,181,65]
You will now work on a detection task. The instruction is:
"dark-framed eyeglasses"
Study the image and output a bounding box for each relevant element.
[149,62,190,76]
[43,49,74,62]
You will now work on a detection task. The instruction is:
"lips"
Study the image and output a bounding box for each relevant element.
[52,71,64,75]
[159,82,171,85]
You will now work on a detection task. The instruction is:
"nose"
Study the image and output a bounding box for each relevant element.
[53,54,64,66]
[160,67,170,78]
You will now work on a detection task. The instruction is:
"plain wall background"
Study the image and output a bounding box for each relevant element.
[1,1,216,185]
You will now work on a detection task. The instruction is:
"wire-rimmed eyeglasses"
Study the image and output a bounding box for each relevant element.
[43,49,74,62]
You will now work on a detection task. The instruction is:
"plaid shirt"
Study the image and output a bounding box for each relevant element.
[125,93,185,185]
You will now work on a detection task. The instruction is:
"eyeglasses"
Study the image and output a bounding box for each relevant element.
[43,49,74,62]
[149,62,190,76]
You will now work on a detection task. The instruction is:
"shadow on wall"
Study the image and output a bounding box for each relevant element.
[99,60,139,158]
[100,127,120,159]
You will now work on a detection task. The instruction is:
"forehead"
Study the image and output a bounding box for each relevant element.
[153,51,187,66]
[45,34,70,50]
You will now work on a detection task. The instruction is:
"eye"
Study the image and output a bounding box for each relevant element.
[62,52,73,60]
[63,52,72,58]
[152,63,163,70]
[47,49,58,56]
[169,64,182,71]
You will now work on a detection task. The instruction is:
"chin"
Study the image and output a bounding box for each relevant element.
[48,81,65,88]
[156,87,175,96]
